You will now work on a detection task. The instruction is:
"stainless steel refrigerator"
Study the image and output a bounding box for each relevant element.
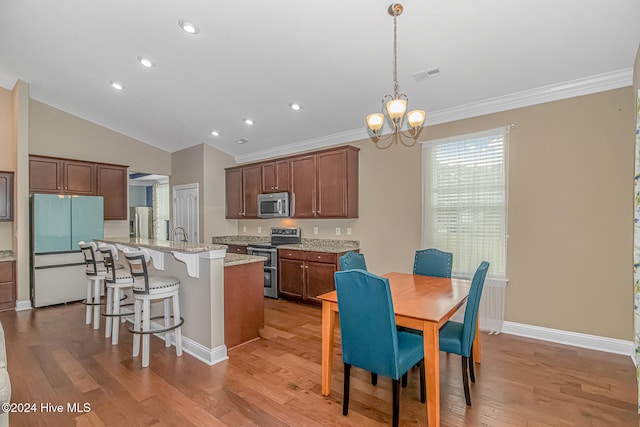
[30,194,104,307]
[129,207,153,239]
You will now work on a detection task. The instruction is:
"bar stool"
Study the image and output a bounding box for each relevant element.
[99,243,134,345]
[123,248,183,368]
[79,241,107,329]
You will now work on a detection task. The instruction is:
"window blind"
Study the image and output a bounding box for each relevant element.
[421,127,508,279]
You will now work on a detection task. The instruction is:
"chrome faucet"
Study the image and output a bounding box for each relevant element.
[170,226,189,243]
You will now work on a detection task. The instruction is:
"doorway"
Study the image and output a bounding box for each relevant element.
[172,183,199,243]
[129,173,170,240]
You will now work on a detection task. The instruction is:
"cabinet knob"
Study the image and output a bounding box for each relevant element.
[317,256,321,259]
[305,265,309,269]
[275,186,278,190]
[300,265,303,269]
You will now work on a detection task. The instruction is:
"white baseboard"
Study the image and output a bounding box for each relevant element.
[502,321,635,362]
[148,319,228,366]
[15,300,32,311]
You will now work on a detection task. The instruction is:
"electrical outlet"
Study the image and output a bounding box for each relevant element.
[347,227,352,235]
[258,226,262,233]
[336,227,341,236]
[243,226,246,233]
[313,226,318,235]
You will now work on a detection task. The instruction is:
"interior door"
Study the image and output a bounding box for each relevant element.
[173,183,199,243]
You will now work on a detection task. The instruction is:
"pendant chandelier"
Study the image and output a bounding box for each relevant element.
[366,4,425,148]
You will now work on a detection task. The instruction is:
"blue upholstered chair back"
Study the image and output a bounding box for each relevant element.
[339,252,367,271]
[334,270,404,379]
[413,248,453,278]
[460,261,490,356]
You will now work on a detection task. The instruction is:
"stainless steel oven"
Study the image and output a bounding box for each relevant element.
[247,227,301,298]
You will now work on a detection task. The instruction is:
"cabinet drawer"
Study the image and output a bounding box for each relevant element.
[0,282,13,305]
[0,262,14,282]
[226,245,247,255]
[278,249,305,261]
[304,251,336,264]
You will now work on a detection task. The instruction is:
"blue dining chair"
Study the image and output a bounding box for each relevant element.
[413,248,453,278]
[339,251,367,271]
[439,261,490,406]
[335,270,425,427]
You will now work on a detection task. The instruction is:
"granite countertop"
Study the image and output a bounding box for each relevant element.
[211,235,269,246]
[0,250,15,262]
[224,253,267,267]
[278,238,360,254]
[99,237,227,254]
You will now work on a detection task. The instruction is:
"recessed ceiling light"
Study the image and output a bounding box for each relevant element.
[244,118,254,125]
[178,19,199,34]
[289,102,302,111]
[137,56,155,68]
[235,138,249,144]
[210,130,220,137]
[109,81,124,90]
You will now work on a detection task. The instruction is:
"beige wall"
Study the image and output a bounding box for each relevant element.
[0,88,14,249]
[203,144,237,239]
[238,87,634,341]
[170,144,238,243]
[29,100,171,175]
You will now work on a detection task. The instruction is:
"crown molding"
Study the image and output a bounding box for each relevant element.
[426,68,633,126]
[234,68,633,163]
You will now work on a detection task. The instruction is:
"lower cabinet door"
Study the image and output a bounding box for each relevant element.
[279,258,304,298]
[304,261,336,304]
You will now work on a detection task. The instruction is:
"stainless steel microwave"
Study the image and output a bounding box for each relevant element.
[257,192,290,218]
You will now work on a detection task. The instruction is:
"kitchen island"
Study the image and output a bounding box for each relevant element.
[98,237,265,365]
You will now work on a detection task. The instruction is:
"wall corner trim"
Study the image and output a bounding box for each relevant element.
[501,321,634,363]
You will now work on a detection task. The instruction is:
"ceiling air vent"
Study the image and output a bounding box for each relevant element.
[412,67,441,83]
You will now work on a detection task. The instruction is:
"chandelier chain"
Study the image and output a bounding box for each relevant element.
[393,12,399,98]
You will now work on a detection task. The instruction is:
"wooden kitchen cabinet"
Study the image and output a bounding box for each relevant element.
[289,155,316,218]
[289,146,359,218]
[261,160,290,193]
[30,155,128,220]
[0,172,13,221]
[278,249,347,304]
[0,261,15,311]
[225,164,261,219]
[97,164,128,220]
[29,156,64,193]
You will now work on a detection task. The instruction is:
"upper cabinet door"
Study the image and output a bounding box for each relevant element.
[274,160,290,193]
[63,160,96,195]
[97,164,127,220]
[290,155,316,218]
[242,164,262,218]
[29,156,63,193]
[261,162,276,193]
[317,147,359,218]
[0,172,13,221]
[225,168,243,219]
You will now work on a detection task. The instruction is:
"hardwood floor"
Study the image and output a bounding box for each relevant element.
[1,298,638,426]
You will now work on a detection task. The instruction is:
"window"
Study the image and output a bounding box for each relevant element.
[421,127,508,279]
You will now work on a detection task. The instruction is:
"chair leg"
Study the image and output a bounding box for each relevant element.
[419,359,426,403]
[164,298,171,348]
[392,378,400,427]
[105,286,113,338]
[371,372,377,386]
[462,356,471,406]
[92,278,101,330]
[469,345,476,383]
[85,279,92,325]
[172,294,183,356]
[401,372,407,388]
[132,299,141,357]
[111,288,120,345]
[142,298,151,367]
[343,364,351,416]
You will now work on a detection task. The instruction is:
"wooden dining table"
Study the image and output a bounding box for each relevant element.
[318,272,479,427]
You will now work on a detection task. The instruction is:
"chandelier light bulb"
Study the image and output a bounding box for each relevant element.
[407,110,426,128]
[366,113,384,132]
[386,99,407,120]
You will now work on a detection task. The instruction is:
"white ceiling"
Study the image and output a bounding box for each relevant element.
[1,1,639,163]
